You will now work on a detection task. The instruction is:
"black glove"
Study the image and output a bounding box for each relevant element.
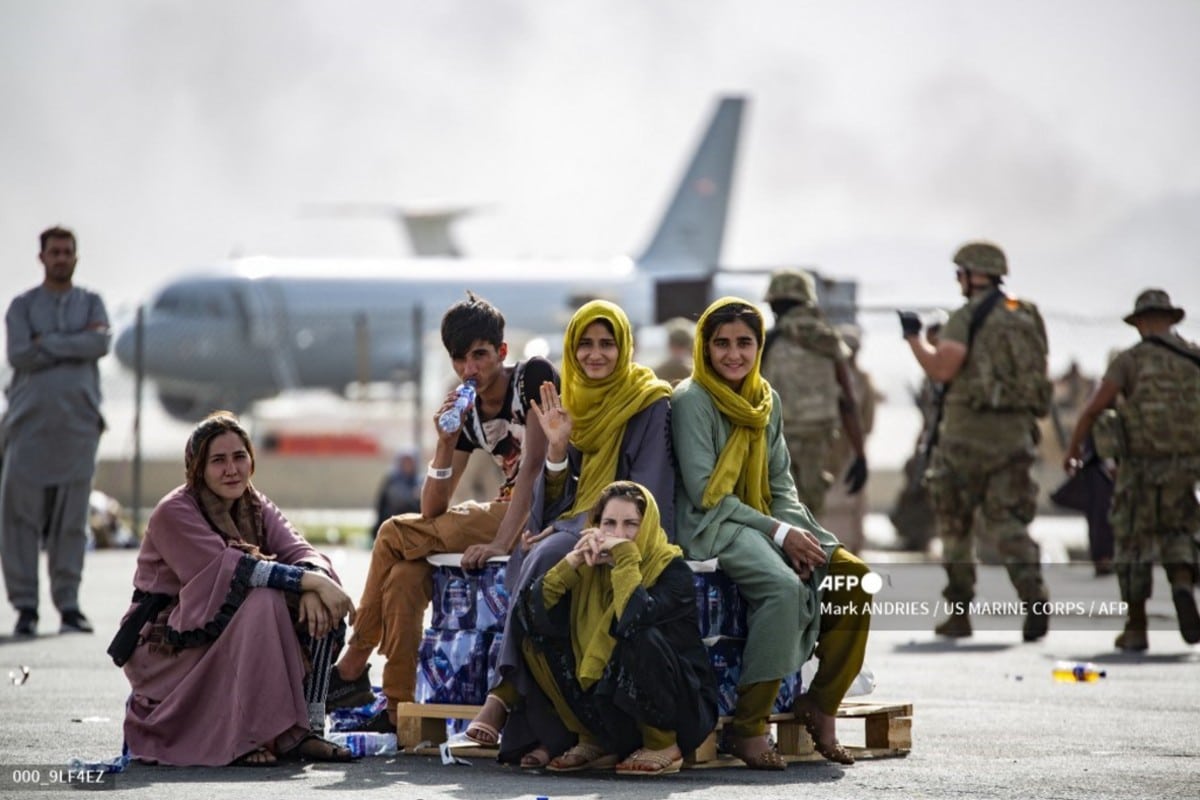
[897,310,923,339]
[844,455,868,494]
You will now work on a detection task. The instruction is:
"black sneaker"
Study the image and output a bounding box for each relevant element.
[356,708,395,733]
[326,665,374,711]
[14,609,37,637]
[60,610,94,634]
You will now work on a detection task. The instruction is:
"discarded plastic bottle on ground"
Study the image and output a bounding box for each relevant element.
[326,732,399,757]
[1052,661,1107,682]
[437,380,477,433]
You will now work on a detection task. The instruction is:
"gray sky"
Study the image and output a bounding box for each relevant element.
[3,0,1200,461]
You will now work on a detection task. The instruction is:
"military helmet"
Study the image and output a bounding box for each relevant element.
[952,241,1007,276]
[765,269,816,304]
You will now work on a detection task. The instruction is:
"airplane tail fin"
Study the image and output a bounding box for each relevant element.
[637,96,745,275]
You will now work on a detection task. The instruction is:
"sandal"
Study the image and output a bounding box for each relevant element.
[465,694,509,746]
[520,745,551,769]
[719,731,786,771]
[794,697,855,765]
[615,747,683,776]
[546,742,619,772]
[231,746,278,767]
[282,733,356,763]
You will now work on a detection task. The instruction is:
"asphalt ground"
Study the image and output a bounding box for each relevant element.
[1,523,1198,800]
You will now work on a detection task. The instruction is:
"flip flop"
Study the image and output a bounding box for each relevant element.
[546,742,618,772]
[615,748,683,776]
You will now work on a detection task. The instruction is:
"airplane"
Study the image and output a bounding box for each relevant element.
[114,95,857,421]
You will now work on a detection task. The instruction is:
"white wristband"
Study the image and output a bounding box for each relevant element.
[772,522,790,549]
[545,456,569,472]
[427,463,453,480]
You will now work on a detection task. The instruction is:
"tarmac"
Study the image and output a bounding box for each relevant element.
[1,521,1198,799]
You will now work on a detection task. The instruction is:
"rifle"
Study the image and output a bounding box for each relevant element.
[914,289,1004,470]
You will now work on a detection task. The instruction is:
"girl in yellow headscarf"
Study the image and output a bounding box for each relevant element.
[466,300,677,767]
[671,297,874,767]
[518,481,717,775]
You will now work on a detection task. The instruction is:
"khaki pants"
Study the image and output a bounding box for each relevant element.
[348,501,508,704]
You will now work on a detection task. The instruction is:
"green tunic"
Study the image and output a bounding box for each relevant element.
[671,377,840,684]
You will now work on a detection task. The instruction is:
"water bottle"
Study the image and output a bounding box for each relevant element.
[1052,661,1107,682]
[325,732,398,758]
[437,379,477,433]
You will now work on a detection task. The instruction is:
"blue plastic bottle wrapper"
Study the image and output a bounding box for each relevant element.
[691,568,747,638]
[486,632,504,691]
[328,688,389,732]
[416,628,491,705]
[429,561,509,632]
[326,732,397,758]
[704,637,803,717]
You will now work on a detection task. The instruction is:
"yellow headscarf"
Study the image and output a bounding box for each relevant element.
[570,482,682,688]
[561,300,672,517]
[691,297,773,513]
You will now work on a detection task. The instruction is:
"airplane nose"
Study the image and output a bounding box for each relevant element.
[114,324,136,368]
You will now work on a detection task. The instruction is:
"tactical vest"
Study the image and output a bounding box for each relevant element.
[1120,340,1200,458]
[762,337,839,431]
[949,297,1052,416]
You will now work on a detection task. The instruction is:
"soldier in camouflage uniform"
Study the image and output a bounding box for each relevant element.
[899,242,1052,641]
[761,270,868,517]
[1064,289,1200,651]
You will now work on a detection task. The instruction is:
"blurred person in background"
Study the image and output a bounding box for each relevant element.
[2,226,110,638]
[373,450,422,537]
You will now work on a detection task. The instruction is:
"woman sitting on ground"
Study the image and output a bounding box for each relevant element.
[517,481,717,775]
[465,299,676,768]
[109,412,357,766]
[671,297,873,768]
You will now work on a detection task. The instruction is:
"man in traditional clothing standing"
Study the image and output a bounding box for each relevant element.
[3,226,110,636]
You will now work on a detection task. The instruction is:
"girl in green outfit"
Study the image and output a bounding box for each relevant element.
[671,297,873,767]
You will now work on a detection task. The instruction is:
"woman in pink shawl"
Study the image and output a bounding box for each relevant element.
[109,412,357,766]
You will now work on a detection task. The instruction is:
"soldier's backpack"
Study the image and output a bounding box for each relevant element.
[762,314,841,430]
[1120,337,1200,458]
[958,291,1053,417]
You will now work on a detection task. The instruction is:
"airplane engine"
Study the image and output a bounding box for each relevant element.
[157,389,249,422]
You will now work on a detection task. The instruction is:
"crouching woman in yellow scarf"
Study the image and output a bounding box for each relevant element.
[671,297,873,768]
[469,300,676,766]
[515,481,718,776]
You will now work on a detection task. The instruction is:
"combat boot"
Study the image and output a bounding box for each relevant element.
[1022,595,1050,642]
[1114,601,1148,652]
[1166,566,1200,645]
[934,611,972,638]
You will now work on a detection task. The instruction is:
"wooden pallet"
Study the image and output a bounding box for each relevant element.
[393,699,912,764]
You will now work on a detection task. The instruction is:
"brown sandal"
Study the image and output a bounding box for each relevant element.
[546,742,619,772]
[615,747,683,776]
[282,733,355,763]
[795,698,855,765]
[720,732,786,771]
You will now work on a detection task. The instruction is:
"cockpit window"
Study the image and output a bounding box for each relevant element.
[152,285,233,318]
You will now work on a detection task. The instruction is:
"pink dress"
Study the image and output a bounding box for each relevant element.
[120,486,337,766]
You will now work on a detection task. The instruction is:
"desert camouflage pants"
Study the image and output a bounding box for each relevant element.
[1109,459,1200,603]
[925,439,1047,604]
[783,428,835,517]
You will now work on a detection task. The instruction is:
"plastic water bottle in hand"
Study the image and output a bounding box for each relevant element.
[438,380,477,433]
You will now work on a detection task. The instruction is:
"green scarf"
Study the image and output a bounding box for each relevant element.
[562,300,671,517]
[571,483,682,688]
[691,296,773,513]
